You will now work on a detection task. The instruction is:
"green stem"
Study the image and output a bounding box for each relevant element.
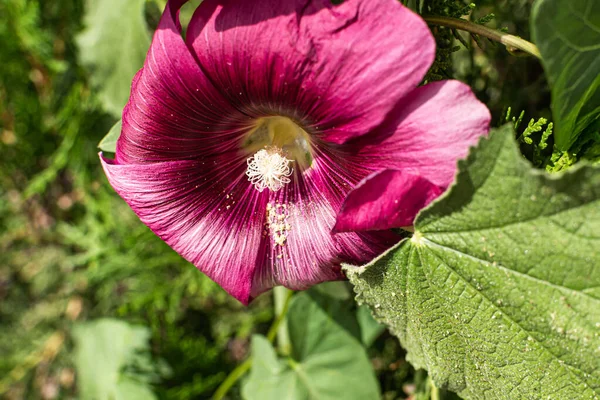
[429,377,440,400]
[423,15,541,59]
[212,358,252,400]
[270,286,293,354]
[212,288,294,400]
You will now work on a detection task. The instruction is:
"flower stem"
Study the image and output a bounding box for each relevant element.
[211,358,252,400]
[270,286,293,355]
[212,288,294,400]
[429,376,440,400]
[423,15,541,59]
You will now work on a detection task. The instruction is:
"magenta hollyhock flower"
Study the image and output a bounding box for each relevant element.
[100,0,490,304]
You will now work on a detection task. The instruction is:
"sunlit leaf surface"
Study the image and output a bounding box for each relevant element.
[348,125,600,399]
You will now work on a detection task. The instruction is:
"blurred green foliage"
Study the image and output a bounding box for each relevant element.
[531,0,600,151]
[242,290,381,400]
[0,1,268,398]
[0,0,584,399]
[72,319,160,400]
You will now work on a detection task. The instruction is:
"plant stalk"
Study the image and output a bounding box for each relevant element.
[423,15,541,59]
[430,376,440,400]
[271,286,292,355]
[212,358,252,400]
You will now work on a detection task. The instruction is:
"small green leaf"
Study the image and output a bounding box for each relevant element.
[77,0,151,116]
[348,125,600,399]
[99,119,122,153]
[242,292,379,400]
[72,319,158,400]
[532,0,600,150]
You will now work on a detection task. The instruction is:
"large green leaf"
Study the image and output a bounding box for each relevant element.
[531,0,600,150]
[72,319,158,400]
[347,125,600,399]
[77,0,151,117]
[242,291,379,400]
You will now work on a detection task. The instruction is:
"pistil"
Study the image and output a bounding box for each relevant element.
[246,146,293,192]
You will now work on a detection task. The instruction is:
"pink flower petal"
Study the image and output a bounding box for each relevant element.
[357,80,491,188]
[101,148,397,303]
[101,155,267,304]
[116,0,249,165]
[186,0,435,144]
[334,169,443,232]
[250,146,398,297]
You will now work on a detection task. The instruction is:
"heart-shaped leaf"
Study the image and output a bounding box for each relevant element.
[348,125,600,399]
